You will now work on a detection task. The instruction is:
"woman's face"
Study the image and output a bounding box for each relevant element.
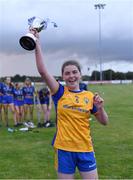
[62,65,81,90]
[25,80,31,86]
[15,83,20,89]
[5,77,11,84]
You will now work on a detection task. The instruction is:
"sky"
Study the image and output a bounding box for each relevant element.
[0,0,133,77]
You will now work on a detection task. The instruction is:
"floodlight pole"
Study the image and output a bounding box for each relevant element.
[94,3,106,82]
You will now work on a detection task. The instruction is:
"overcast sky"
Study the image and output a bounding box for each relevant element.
[0,0,133,77]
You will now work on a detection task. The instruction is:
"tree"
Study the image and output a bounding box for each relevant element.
[91,71,100,80]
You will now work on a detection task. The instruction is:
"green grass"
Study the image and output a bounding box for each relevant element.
[0,128,56,179]
[89,84,133,179]
[0,84,133,179]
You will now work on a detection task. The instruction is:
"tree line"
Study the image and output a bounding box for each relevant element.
[90,69,133,81]
[0,69,133,82]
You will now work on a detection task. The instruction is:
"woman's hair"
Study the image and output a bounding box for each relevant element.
[5,77,11,81]
[25,77,31,82]
[61,60,81,75]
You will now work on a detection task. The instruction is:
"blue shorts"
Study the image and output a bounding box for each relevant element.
[14,100,24,107]
[24,98,34,105]
[55,149,97,174]
[39,97,49,105]
[2,95,14,104]
[0,95,3,104]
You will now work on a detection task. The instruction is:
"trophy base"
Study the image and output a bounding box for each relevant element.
[19,33,36,51]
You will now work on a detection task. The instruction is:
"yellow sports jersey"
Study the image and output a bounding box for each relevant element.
[52,84,98,152]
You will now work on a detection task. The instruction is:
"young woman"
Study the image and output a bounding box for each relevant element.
[22,78,35,122]
[13,83,24,126]
[0,81,4,126]
[38,86,52,127]
[33,30,109,179]
[2,77,16,127]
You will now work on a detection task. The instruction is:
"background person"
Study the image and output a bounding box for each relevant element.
[13,83,24,127]
[38,86,52,127]
[0,81,4,126]
[23,78,35,123]
[2,77,16,127]
[79,81,88,91]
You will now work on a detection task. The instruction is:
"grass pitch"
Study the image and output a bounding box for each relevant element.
[0,84,133,179]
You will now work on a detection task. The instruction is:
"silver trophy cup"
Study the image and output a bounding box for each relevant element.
[19,17,47,51]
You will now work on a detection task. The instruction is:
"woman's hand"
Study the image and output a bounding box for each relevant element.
[94,93,104,110]
[93,93,109,125]
[29,28,39,40]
